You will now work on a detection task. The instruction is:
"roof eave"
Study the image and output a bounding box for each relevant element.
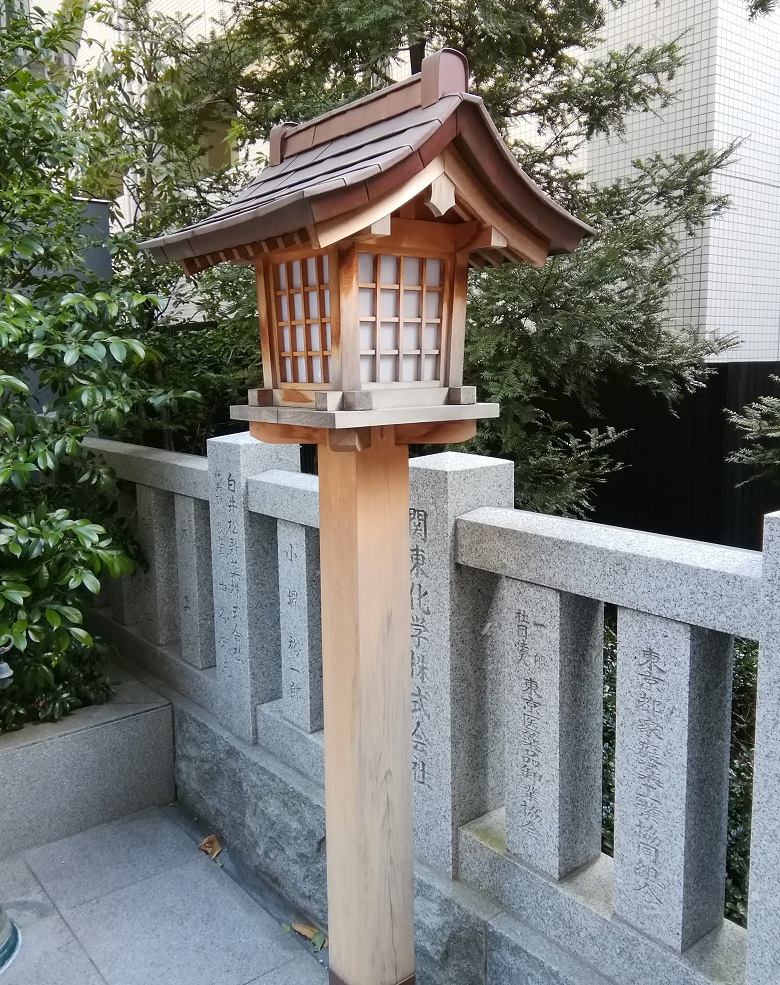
[454,97,594,252]
[140,192,316,264]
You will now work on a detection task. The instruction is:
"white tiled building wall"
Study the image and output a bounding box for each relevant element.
[589,0,780,362]
[706,0,780,361]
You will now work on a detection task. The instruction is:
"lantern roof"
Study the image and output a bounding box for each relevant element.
[141,49,593,273]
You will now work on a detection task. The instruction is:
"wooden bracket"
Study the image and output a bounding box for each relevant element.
[443,149,549,266]
[249,422,329,444]
[328,428,372,452]
[455,224,507,252]
[353,215,392,240]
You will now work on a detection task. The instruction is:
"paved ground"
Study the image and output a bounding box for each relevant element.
[0,806,328,985]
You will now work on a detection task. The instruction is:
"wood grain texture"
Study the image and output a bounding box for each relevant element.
[354,217,460,255]
[353,215,392,240]
[327,427,372,451]
[445,252,469,387]
[233,402,499,428]
[394,419,476,444]
[312,157,446,248]
[248,388,274,407]
[330,972,415,985]
[319,426,415,985]
[424,173,456,217]
[346,389,449,410]
[248,421,328,444]
[456,223,507,251]
[447,385,477,405]
[315,391,345,411]
[254,262,277,388]
[337,242,360,391]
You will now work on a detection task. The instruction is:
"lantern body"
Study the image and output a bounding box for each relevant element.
[143,47,592,434]
[241,200,499,435]
[252,231,470,425]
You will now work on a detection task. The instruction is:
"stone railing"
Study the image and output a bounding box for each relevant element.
[85,434,780,985]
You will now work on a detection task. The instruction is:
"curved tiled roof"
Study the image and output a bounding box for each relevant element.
[142,50,593,268]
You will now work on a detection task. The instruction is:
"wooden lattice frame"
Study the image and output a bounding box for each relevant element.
[255,237,458,394]
[356,250,452,387]
[273,254,333,385]
[255,247,342,391]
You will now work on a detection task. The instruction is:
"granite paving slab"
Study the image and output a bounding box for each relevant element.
[0,913,106,985]
[0,858,55,930]
[62,854,302,985]
[24,808,197,910]
[0,666,174,859]
[248,954,328,984]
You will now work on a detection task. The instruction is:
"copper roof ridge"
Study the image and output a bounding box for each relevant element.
[282,73,422,144]
[276,48,470,163]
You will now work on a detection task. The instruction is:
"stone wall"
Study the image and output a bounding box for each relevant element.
[86,435,777,985]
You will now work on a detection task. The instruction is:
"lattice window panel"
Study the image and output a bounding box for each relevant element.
[274,256,332,384]
[357,253,444,384]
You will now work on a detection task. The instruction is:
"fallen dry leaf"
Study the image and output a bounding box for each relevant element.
[292,922,329,949]
[198,834,222,860]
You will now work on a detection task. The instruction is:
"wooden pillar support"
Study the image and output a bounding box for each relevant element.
[318,426,416,985]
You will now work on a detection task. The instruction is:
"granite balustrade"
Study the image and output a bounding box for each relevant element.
[83,435,774,985]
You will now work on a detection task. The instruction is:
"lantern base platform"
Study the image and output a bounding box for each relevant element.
[246,418,479,448]
[231,400,498,430]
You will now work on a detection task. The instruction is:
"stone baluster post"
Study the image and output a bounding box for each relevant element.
[277,519,323,732]
[174,494,216,669]
[613,608,733,952]
[501,579,603,879]
[107,485,146,626]
[747,509,780,983]
[136,484,179,645]
[207,433,299,744]
[408,451,514,874]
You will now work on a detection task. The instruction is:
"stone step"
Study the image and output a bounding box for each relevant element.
[0,666,174,858]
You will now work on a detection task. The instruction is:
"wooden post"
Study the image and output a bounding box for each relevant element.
[318,425,416,985]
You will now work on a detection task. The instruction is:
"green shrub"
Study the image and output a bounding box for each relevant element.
[726,637,756,926]
[0,4,190,732]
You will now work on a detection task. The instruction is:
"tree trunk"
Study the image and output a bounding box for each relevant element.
[409,39,426,75]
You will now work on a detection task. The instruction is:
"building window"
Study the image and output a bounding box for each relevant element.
[274,256,332,384]
[357,252,444,384]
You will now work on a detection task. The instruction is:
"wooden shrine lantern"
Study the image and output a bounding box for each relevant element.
[144,47,591,451]
[142,48,591,985]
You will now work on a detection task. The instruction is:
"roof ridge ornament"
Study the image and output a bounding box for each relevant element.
[420,48,469,108]
[269,122,298,167]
